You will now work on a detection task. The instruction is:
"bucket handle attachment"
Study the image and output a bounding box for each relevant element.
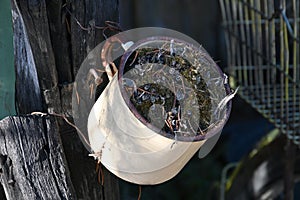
[100,36,134,81]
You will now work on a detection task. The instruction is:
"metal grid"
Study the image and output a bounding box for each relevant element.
[219,0,300,147]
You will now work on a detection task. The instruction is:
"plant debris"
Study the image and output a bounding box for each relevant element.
[121,40,226,138]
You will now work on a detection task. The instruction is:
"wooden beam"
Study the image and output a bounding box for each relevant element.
[5,0,121,199]
[0,116,76,199]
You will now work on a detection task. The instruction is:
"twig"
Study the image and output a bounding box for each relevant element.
[74,82,80,105]
[89,68,103,85]
[214,87,239,116]
[64,7,89,31]
[95,69,106,73]
[187,119,197,135]
[109,62,118,76]
[65,17,71,34]
[172,81,176,108]
[129,51,139,66]
[179,75,186,95]
[89,84,94,99]
[137,87,155,95]
[138,185,142,200]
[96,161,104,186]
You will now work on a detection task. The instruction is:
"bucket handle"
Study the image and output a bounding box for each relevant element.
[100,35,134,81]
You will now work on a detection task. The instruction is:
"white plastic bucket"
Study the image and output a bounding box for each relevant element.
[87,35,232,185]
[88,74,206,184]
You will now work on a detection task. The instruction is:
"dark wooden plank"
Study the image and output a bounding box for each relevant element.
[58,119,105,200]
[0,184,6,200]
[14,0,58,90]
[69,0,120,75]
[103,168,120,200]
[0,116,76,199]
[59,82,120,200]
[45,0,73,84]
[57,115,120,200]
[10,0,121,199]
[12,0,43,114]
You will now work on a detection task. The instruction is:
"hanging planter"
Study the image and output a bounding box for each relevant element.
[85,29,233,185]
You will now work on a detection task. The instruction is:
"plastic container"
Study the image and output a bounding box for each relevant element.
[87,34,232,184]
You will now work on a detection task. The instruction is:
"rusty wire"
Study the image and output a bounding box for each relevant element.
[63,6,122,39]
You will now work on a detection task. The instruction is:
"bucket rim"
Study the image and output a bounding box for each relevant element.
[117,36,232,142]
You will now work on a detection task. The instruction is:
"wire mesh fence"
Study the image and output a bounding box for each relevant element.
[219,0,300,147]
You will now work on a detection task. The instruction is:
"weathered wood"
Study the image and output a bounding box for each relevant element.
[70,0,120,75]
[0,184,5,200]
[13,0,120,114]
[45,0,73,84]
[15,0,58,90]
[8,0,121,199]
[12,0,61,114]
[0,116,76,199]
[12,0,43,114]
[58,118,120,200]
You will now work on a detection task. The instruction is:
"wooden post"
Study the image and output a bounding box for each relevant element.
[0,0,120,199]
[0,116,76,199]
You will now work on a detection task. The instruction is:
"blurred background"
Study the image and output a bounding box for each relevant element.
[118,0,300,199]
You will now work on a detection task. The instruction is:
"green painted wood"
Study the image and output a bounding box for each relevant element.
[0,0,16,119]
